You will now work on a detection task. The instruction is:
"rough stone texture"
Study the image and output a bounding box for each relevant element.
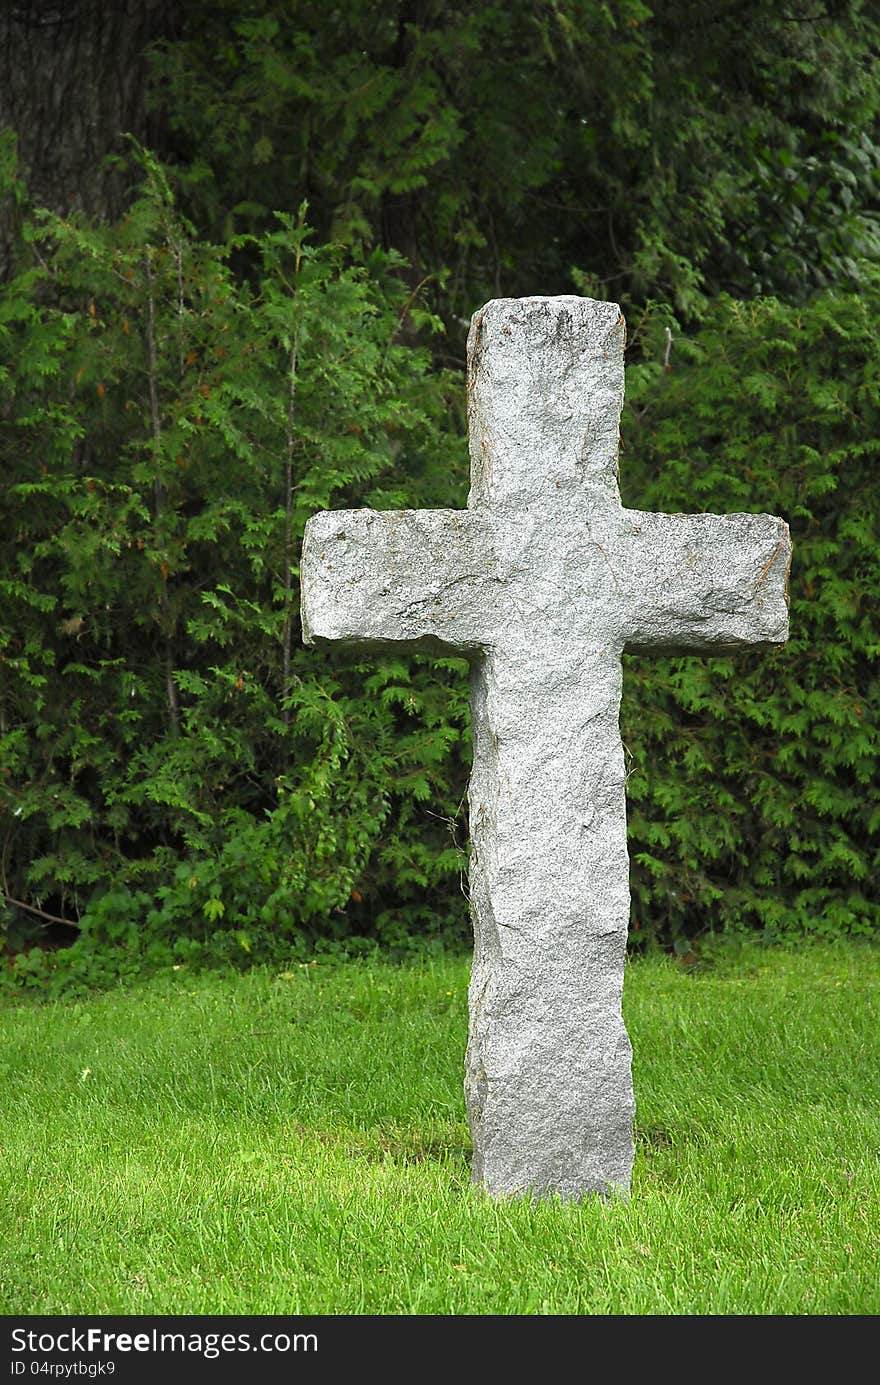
[301,295,791,1199]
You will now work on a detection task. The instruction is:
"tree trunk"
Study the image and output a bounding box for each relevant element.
[0,0,178,273]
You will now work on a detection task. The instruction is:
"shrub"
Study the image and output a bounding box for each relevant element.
[622,289,879,941]
[0,141,470,977]
[1,140,877,995]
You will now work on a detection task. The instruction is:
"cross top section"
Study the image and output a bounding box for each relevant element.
[467,296,625,511]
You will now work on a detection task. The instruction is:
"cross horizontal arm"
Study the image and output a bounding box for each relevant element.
[620,510,791,653]
[301,507,497,655]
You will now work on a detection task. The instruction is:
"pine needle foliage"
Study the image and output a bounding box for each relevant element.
[1,141,470,975]
[622,290,879,941]
[1,138,877,989]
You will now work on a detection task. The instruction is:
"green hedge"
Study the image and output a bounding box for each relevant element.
[1,146,877,992]
[622,291,879,940]
[0,145,471,983]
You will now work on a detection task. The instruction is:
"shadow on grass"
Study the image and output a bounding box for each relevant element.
[289,1118,472,1166]
[635,1124,676,1151]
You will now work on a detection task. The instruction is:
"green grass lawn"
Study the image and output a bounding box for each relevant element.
[1,940,878,1315]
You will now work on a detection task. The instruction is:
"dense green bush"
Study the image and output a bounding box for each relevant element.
[150,0,880,321]
[622,290,879,940]
[0,142,471,983]
[1,136,877,994]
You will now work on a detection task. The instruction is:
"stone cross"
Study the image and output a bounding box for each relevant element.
[300,296,790,1199]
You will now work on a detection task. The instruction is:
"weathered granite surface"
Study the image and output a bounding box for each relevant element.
[301,295,791,1199]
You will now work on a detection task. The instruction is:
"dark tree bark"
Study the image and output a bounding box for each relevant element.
[377,1,427,294]
[0,0,178,271]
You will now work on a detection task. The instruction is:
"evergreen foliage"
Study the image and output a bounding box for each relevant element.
[149,0,880,320]
[1,142,471,976]
[0,2,878,986]
[622,291,879,940]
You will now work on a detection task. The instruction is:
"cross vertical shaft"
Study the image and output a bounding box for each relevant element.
[467,645,634,1195]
